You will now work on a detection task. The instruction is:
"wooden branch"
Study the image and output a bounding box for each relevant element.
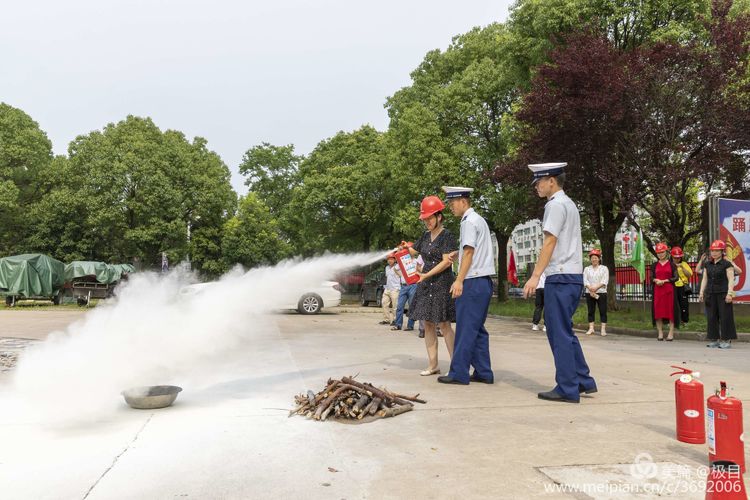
[368,397,382,415]
[379,404,414,418]
[314,386,350,420]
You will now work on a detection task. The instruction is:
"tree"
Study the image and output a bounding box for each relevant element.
[238,143,306,254]
[239,143,303,215]
[294,126,399,252]
[0,103,53,255]
[631,180,704,254]
[506,0,713,86]
[500,1,750,305]
[28,116,236,271]
[221,194,290,269]
[385,24,539,300]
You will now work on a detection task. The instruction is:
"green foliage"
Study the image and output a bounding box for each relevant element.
[0,102,53,255]
[295,126,398,252]
[239,143,303,216]
[221,193,291,269]
[26,116,236,272]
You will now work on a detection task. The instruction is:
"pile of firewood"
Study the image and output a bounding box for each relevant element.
[290,376,426,422]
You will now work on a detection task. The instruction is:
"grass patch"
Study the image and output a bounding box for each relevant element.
[488,298,750,333]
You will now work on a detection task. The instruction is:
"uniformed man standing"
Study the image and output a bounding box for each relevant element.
[522,163,597,403]
[438,186,495,385]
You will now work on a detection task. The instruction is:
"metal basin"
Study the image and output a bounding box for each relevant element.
[122,385,182,409]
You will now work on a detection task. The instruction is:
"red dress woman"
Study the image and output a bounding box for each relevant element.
[651,242,678,340]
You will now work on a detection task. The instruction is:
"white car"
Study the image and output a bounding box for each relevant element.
[179,281,341,314]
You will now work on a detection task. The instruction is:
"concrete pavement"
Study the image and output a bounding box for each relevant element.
[0,308,748,499]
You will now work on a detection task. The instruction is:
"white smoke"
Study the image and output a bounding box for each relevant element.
[1,251,386,424]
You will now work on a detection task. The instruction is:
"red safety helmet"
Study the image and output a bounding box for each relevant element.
[387,252,396,259]
[670,246,684,258]
[654,242,669,254]
[588,249,601,257]
[710,239,726,251]
[419,195,445,220]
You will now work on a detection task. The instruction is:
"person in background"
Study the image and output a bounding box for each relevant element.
[671,246,692,324]
[379,253,401,326]
[531,271,546,332]
[696,250,743,277]
[700,239,737,349]
[401,195,457,375]
[651,242,679,341]
[583,249,608,337]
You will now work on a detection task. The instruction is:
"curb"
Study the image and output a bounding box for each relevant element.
[488,314,750,343]
[332,307,749,343]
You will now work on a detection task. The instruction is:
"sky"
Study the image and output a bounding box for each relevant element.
[1,0,514,194]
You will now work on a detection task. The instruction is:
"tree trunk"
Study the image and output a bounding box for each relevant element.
[598,228,619,311]
[592,200,626,312]
[495,231,509,302]
[362,232,371,252]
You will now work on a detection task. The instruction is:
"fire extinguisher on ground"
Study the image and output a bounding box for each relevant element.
[707,381,746,473]
[670,365,706,444]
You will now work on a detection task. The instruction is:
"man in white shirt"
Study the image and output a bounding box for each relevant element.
[437,186,495,385]
[380,253,401,326]
[523,163,597,403]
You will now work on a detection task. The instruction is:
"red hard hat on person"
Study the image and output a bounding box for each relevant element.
[671,246,684,258]
[710,239,726,251]
[654,242,669,254]
[419,196,445,220]
[588,249,601,257]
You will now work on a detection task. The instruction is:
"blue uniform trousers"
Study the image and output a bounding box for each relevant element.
[448,276,493,384]
[395,284,417,329]
[544,274,596,400]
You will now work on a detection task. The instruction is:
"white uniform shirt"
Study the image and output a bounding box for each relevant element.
[459,207,495,278]
[536,271,546,289]
[542,190,583,275]
[384,265,401,291]
[583,265,609,294]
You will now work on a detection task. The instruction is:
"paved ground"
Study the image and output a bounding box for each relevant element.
[0,308,748,499]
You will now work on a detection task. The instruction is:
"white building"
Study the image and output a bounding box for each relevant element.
[508,219,543,272]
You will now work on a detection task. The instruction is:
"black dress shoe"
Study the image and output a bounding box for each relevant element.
[404,327,414,331]
[418,332,425,338]
[579,386,598,394]
[538,390,579,403]
[378,320,390,325]
[437,376,469,385]
[470,373,494,384]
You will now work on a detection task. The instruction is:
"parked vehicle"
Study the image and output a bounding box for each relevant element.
[296,281,341,314]
[360,269,385,307]
[0,254,65,306]
[64,261,134,306]
[179,281,341,314]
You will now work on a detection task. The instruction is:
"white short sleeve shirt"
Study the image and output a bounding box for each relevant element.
[384,265,401,291]
[459,208,495,278]
[542,191,583,275]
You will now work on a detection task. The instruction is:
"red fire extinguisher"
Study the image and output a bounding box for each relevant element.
[670,365,706,444]
[707,381,746,473]
[393,242,420,285]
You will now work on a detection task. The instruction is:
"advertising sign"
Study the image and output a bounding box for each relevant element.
[718,198,750,302]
